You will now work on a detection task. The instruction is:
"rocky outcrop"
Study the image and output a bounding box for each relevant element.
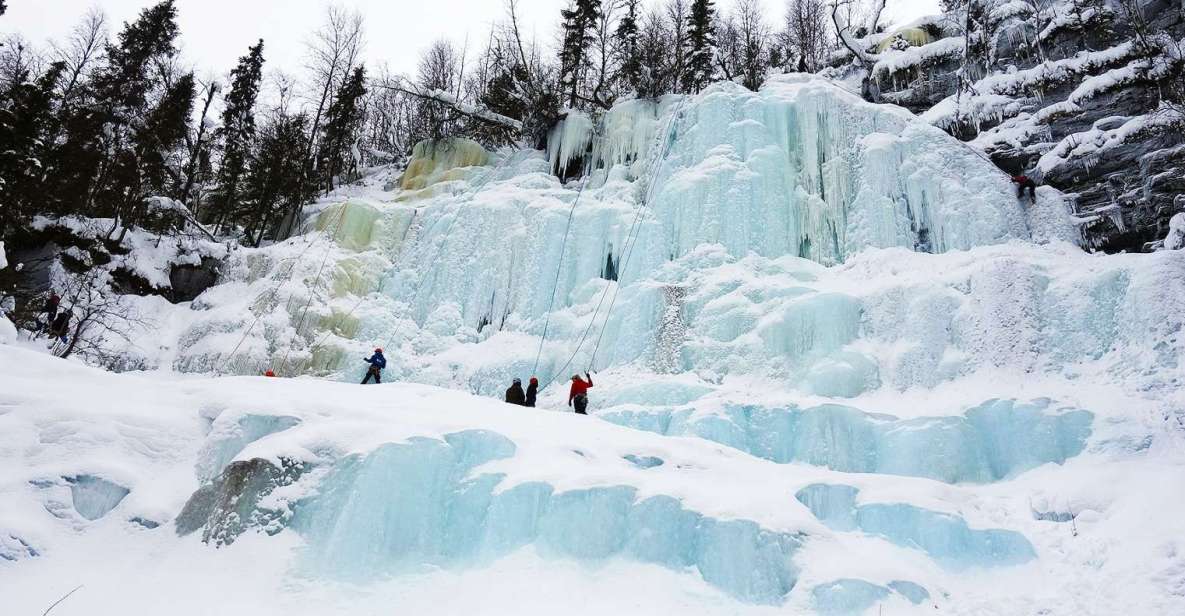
[831,0,1185,252]
[175,457,307,547]
[168,257,220,303]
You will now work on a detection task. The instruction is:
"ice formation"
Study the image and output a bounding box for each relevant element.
[66,475,131,521]
[796,484,1036,568]
[291,430,801,604]
[602,399,1093,484]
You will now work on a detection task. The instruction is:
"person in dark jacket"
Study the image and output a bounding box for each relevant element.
[44,293,60,321]
[362,348,386,384]
[505,378,526,405]
[568,372,593,415]
[48,310,71,344]
[525,377,539,408]
[34,292,61,338]
[1011,175,1037,204]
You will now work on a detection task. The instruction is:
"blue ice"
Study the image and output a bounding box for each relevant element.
[796,484,1036,569]
[291,430,801,604]
[601,399,1093,483]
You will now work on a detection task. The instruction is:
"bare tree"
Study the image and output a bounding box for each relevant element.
[783,0,831,72]
[0,33,44,92]
[735,0,772,90]
[54,268,149,366]
[716,12,742,82]
[1025,0,1059,62]
[587,0,620,108]
[831,0,886,100]
[178,76,219,210]
[415,38,461,139]
[303,6,365,170]
[51,7,107,103]
[665,0,691,93]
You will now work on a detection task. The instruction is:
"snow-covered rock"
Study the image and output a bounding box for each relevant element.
[1165,212,1185,250]
[855,1,1185,252]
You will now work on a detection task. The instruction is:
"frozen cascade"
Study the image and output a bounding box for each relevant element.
[155,76,1150,388]
[290,430,801,604]
[601,399,1093,483]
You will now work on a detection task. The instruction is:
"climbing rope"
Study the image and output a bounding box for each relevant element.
[371,152,516,357]
[531,177,591,375]
[538,97,690,390]
[272,205,350,376]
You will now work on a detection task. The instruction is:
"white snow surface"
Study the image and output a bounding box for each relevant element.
[4,74,1185,615]
[1,339,1183,614]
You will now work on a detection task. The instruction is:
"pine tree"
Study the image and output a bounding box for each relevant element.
[0,62,65,235]
[558,0,603,107]
[137,73,195,194]
[683,0,717,93]
[318,65,367,192]
[243,111,312,246]
[614,0,643,95]
[211,40,265,230]
[91,0,179,113]
[48,0,181,231]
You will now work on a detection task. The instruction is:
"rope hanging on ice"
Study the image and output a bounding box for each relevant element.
[531,176,590,376]
[372,152,516,357]
[272,203,353,376]
[540,96,689,391]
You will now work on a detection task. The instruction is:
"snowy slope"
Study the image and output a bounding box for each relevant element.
[1,343,1183,615]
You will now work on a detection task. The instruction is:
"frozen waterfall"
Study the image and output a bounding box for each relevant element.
[39,73,1183,616]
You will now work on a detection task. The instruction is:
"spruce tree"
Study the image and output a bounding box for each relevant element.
[614,0,643,96]
[0,62,65,235]
[49,0,181,230]
[318,65,367,192]
[683,0,717,93]
[137,72,195,195]
[211,40,265,230]
[243,112,312,245]
[558,0,603,107]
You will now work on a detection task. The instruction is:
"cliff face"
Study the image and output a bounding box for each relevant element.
[834,0,1185,252]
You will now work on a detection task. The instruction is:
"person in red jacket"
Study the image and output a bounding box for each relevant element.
[1011,175,1037,204]
[568,372,593,415]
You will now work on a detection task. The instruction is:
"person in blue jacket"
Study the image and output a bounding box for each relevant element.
[362,348,386,384]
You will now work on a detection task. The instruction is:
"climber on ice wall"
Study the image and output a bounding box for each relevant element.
[1012,174,1038,204]
[361,348,386,384]
[569,372,594,415]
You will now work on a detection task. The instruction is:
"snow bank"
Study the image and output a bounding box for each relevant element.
[2,335,1183,614]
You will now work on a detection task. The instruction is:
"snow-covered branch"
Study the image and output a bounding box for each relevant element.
[831,0,882,66]
[378,76,524,134]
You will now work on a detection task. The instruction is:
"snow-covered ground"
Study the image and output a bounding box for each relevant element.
[3,74,1185,614]
[1,341,1183,615]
